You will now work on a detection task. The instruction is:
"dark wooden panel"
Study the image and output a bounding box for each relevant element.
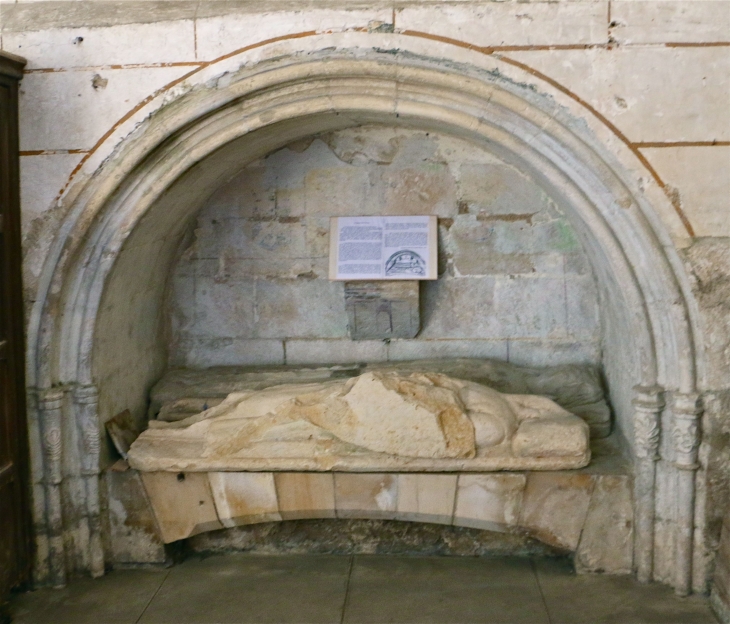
[0,51,31,603]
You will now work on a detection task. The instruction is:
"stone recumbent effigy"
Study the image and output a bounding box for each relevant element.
[123,359,633,571]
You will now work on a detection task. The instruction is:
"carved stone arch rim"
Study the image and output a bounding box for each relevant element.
[27,50,698,395]
[24,45,705,592]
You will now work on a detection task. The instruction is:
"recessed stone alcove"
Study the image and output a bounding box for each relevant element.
[25,45,702,596]
[102,124,618,569]
[166,126,601,370]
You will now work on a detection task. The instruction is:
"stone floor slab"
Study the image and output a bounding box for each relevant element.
[138,554,349,623]
[8,554,721,624]
[343,555,549,624]
[536,558,719,624]
[9,568,169,624]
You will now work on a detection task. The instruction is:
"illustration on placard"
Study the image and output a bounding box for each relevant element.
[385,250,426,276]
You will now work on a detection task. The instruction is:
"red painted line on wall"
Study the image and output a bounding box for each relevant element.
[24,62,204,74]
[23,40,730,75]
[391,29,697,235]
[635,141,730,148]
[20,149,89,156]
[665,42,730,48]
[399,30,604,53]
[48,28,698,237]
[54,31,318,201]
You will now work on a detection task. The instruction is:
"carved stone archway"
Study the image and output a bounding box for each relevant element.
[24,34,702,593]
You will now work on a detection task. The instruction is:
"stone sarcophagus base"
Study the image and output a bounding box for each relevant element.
[110,439,633,575]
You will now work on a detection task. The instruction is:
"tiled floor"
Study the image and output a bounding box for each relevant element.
[9,555,719,624]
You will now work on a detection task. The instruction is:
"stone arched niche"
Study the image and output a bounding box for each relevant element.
[166,126,602,371]
[25,38,701,594]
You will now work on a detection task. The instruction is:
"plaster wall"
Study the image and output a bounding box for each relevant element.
[1,0,728,596]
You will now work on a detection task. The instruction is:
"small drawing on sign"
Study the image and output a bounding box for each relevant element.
[385,250,426,277]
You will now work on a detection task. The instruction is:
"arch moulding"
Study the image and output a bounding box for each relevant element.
[24,34,702,594]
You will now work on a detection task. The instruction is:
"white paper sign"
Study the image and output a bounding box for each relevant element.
[329,216,438,280]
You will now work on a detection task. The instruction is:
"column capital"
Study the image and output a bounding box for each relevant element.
[672,392,703,471]
[633,385,665,461]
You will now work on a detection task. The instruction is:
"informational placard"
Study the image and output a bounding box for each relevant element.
[329,216,438,281]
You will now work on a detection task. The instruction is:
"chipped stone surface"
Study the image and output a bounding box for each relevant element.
[575,475,634,574]
[345,280,420,340]
[610,1,730,45]
[106,467,166,564]
[699,390,730,595]
[149,359,611,439]
[341,372,475,459]
[135,464,627,562]
[335,473,398,519]
[683,239,730,391]
[11,5,728,593]
[454,474,526,532]
[139,472,222,543]
[520,472,595,551]
[381,163,457,216]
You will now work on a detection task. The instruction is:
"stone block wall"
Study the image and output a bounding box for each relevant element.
[167,128,601,369]
[1,0,728,594]
[713,502,730,622]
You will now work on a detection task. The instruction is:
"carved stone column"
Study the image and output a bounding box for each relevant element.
[74,384,104,578]
[25,389,50,585]
[632,385,664,583]
[38,389,66,588]
[673,392,702,596]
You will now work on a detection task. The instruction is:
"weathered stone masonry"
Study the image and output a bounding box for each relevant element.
[0,0,726,604]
